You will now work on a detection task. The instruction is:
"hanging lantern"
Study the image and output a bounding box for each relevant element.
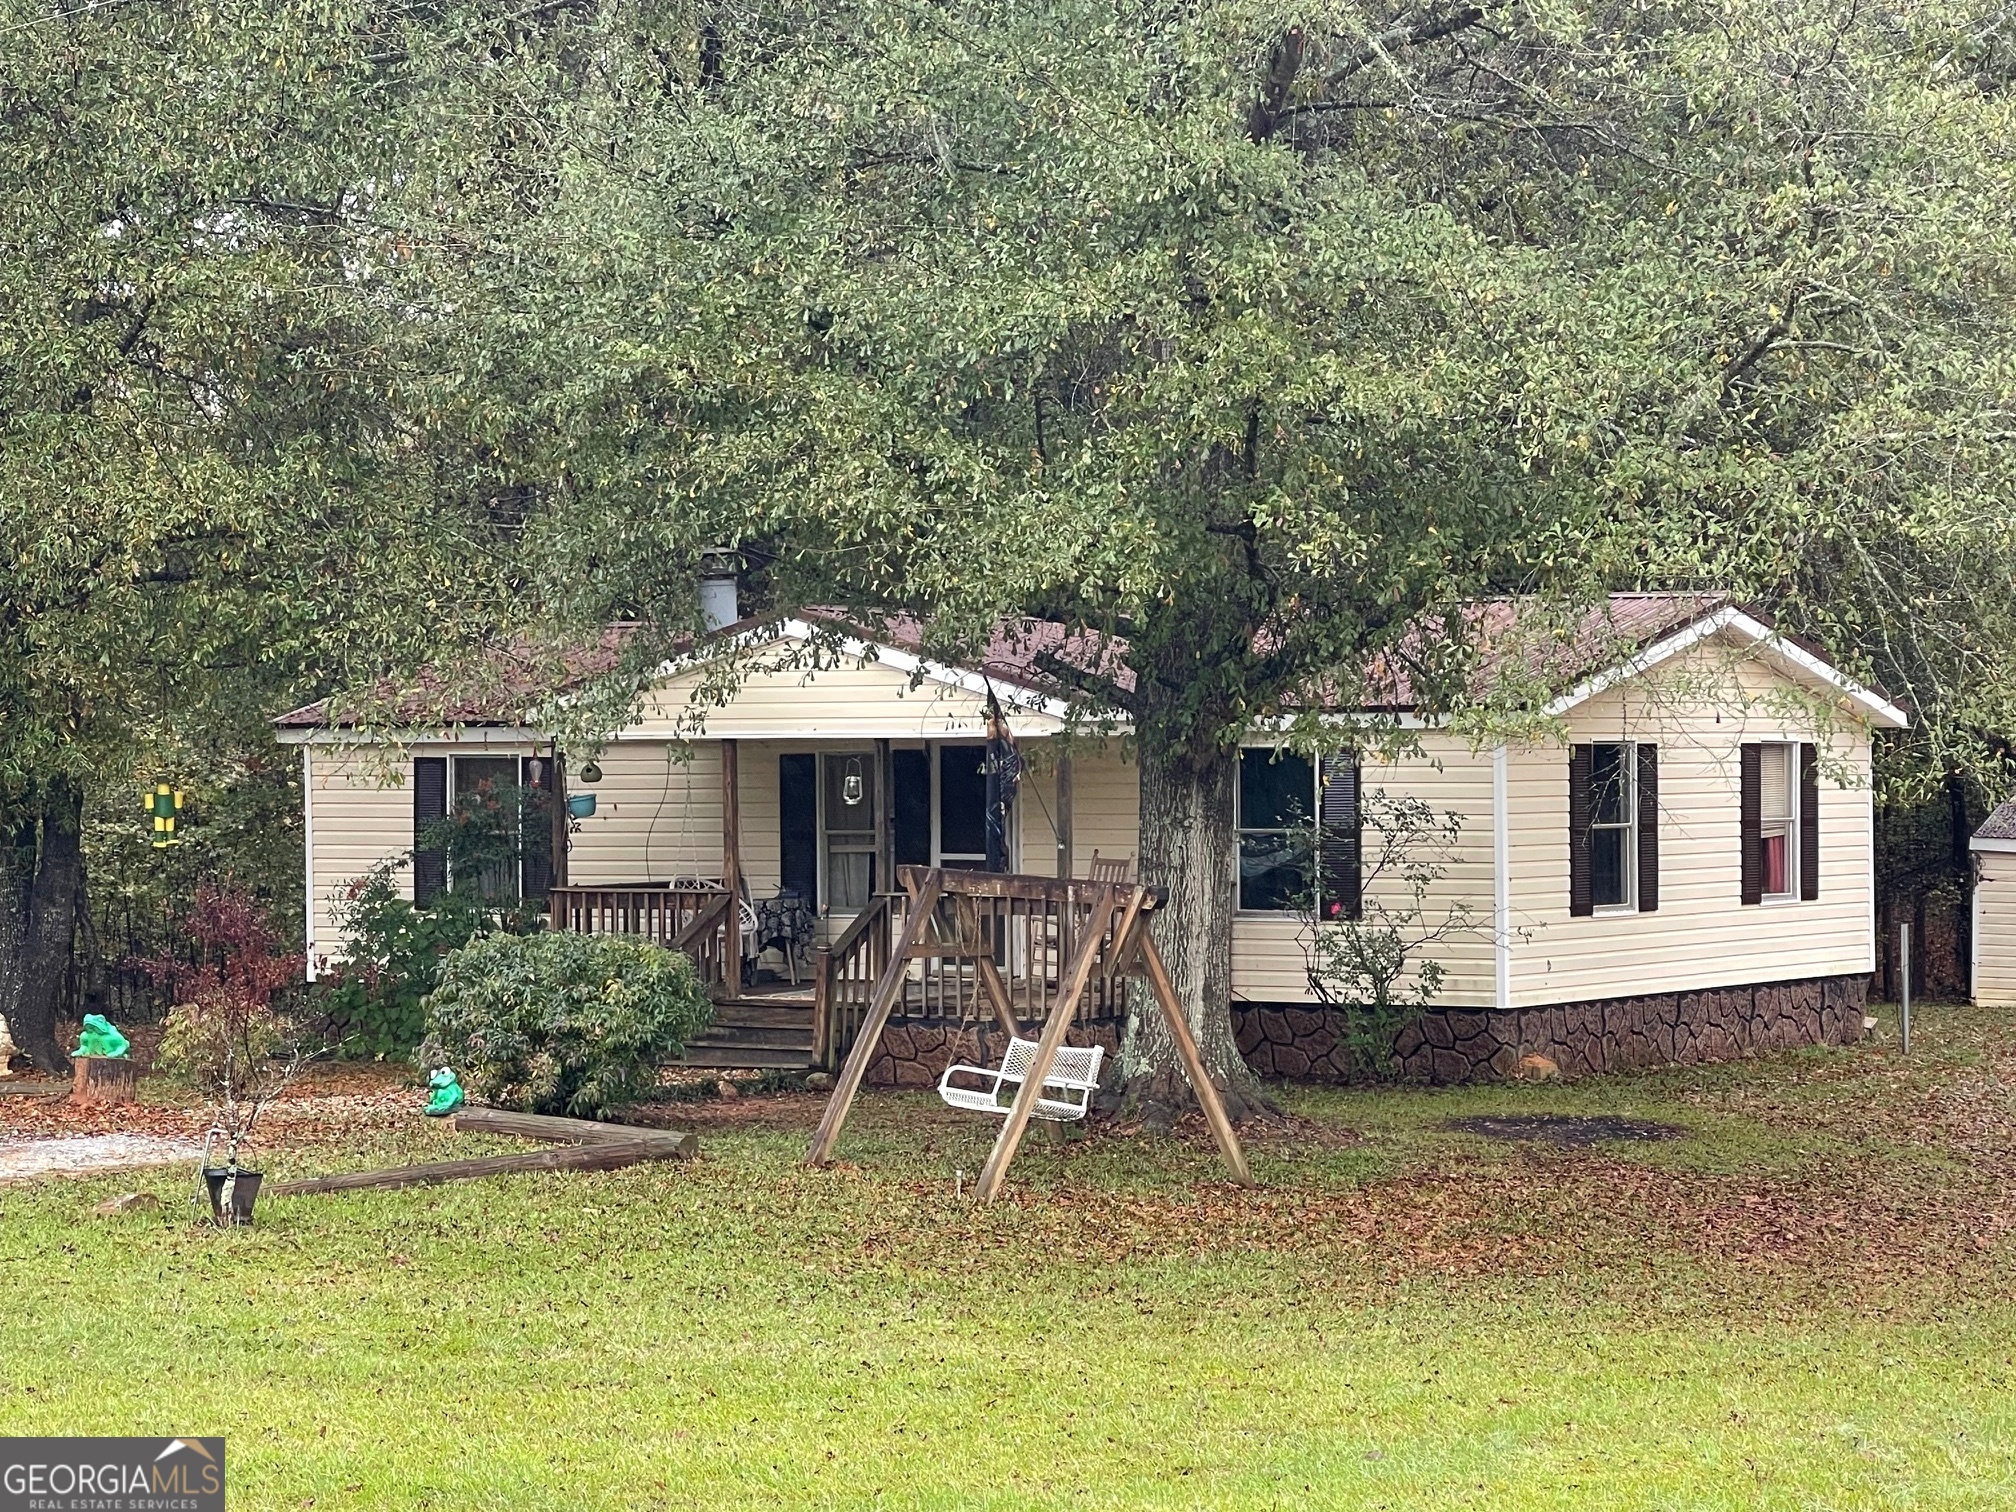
[842,756,864,807]
[144,783,185,848]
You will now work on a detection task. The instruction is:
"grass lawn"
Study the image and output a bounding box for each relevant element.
[5,1004,2016,1509]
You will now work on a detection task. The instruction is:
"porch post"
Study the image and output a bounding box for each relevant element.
[550,743,570,890]
[722,739,742,993]
[1055,753,1073,879]
[874,737,893,896]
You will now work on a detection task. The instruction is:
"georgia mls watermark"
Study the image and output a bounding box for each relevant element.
[1,1439,223,1511]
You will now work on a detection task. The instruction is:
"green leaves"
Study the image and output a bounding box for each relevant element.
[421,930,715,1118]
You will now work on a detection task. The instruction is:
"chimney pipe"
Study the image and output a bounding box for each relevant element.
[699,549,740,632]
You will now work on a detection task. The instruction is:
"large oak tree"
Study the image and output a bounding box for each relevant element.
[427,0,2016,1116]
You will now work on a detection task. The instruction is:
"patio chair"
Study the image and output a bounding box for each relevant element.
[937,1036,1105,1122]
[754,887,817,985]
[1086,851,1134,883]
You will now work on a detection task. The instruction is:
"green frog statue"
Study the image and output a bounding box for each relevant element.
[423,1067,465,1117]
[73,1014,130,1059]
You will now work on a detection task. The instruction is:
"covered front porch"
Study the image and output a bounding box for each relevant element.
[547,733,1130,1070]
[549,864,1133,1072]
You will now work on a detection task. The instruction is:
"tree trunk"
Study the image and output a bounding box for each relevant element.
[1118,739,1269,1127]
[0,805,39,1072]
[0,782,84,1075]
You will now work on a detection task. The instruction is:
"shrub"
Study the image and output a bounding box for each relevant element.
[420,932,713,1117]
[314,865,490,1056]
[314,860,545,1058]
[147,883,310,1169]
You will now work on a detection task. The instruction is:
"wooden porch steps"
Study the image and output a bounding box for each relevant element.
[675,996,819,1072]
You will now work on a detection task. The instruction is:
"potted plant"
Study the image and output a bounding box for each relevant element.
[149,884,309,1225]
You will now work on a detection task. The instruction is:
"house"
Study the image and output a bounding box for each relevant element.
[1971,800,2016,1008]
[274,592,1905,1083]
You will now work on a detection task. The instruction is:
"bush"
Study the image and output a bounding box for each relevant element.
[420,932,713,1117]
[147,883,310,1168]
[314,861,547,1058]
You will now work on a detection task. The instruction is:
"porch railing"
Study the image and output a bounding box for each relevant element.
[812,871,1134,1067]
[549,885,732,996]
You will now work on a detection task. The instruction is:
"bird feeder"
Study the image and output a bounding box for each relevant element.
[145,783,186,848]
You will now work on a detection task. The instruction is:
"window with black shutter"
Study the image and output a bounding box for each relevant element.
[1236,749,1314,911]
[1635,744,1659,913]
[412,756,447,907]
[1739,742,1764,904]
[1799,742,1820,900]
[1317,753,1361,921]
[1568,745,1594,916]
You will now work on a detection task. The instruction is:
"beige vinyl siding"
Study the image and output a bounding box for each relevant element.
[1974,860,2016,1007]
[1506,655,1875,1009]
[1232,735,1497,1008]
[634,655,1061,740]
[1017,758,1063,877]
[306,748,413,968]
[1065,746,1140,874]
[564,742,724,887]
[304,741,535,967]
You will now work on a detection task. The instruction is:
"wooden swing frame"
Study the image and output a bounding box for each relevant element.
[804,866,1254,1201]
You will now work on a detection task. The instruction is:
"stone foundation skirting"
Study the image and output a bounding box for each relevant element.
[862,1020,1123,1089]
[1234,974,1870,1085]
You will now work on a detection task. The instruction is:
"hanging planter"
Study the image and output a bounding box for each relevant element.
[566,793,598,819]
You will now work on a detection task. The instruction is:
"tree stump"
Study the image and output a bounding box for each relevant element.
[72,1056,140,1106]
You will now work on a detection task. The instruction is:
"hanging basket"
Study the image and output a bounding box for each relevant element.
[566,793,598,819]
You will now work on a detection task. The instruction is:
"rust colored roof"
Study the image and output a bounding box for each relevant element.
[273,593,1786,730]
[800,609,1137,699]
[272,625,643,729]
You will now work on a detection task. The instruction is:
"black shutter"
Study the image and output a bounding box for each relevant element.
[1739,743,1763,905]
[1636,744,1659,913]
[891,749,932,867]
[1318,753,1361,921]
[519,755,556,901]
[1799,742,1820,901]
[1568,745,1593,917]
[413,757,448,907]
[779,753,818,909]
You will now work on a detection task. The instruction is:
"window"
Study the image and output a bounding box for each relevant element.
[1237,749,1360,916]
[820,752,877,910]
[1589,743,1635,910]
[1758,742,1798,901]
[451,755,521,902]
[1238,750,1314,911]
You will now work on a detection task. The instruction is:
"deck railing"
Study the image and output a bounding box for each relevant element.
[812,871,1134,1067]
[549,885,733,995]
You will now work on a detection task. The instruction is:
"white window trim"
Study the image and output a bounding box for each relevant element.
[1590,741,1638,915]
[1758,740,1801,905]
[1235,748,1319,915]
[447,752,528,903]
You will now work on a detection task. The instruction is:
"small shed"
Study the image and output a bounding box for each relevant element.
[1972,799,2016,1007]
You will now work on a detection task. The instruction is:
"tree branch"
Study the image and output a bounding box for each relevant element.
[1320,7,1487,96]
[1030,647,1139,717]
